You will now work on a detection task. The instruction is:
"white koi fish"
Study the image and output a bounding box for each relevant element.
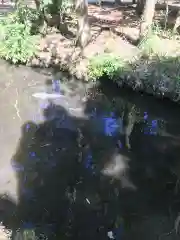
[32,92,66,100]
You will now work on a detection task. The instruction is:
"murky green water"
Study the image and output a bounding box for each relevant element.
[0,60,180,239]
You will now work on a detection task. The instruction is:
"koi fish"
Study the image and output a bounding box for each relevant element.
[32,92,66,100]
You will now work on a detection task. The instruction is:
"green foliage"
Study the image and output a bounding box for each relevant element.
[60,0,73,15]
[17,6,40,34]
[14,4,40,26]
[44,0,73,16]
[40,0,53,13]
[138,24,177,58]
[0,14,39,64]
[88,53,129,80]
[138,33,163,57]
[0,1,41,64]
[5,4,40,34]
[152,23,175,39]
[43,0,53,6]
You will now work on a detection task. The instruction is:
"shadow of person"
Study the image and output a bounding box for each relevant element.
[5,75,180,240]
[0,194,17,232]
[11,110,79,237]
[8,98,132,240]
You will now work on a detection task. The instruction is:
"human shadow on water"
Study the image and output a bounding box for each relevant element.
[2,77,180,240]
[7,95,133,240]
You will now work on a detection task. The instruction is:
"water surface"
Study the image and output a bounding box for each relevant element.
[0,61,180,239]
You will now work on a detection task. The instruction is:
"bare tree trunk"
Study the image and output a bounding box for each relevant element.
[115,0,122,6]
[173,10,180,33]
[33,0,48,35]
[34,0,40,9]
[139,0,156,38]
[75,0,91,52]
[164,0,169,29]
[136,0,145,16]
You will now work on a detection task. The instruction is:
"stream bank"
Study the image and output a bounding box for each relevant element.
[1,2,180,104]
[29,3,180,104]
[32,29,180,104]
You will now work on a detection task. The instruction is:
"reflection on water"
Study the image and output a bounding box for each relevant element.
[5,76,180,240]
[102,115,122,137]
[144,119,159,135]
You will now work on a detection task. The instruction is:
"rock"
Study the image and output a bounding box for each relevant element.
[38,52,52,67]
[49,43,56,51]
[30,58,40,67]
[38,39,48,52]
[0,225,11,240]
[52,58,60,65]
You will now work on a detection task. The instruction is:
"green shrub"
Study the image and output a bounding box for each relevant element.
[0,14,39,64]
[138,24,176,58]
[44,0,73,18]
[14,5,40,26]
[88,53,129,80]
[60,0,74,15]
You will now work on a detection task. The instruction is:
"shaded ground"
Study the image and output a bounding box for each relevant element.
[0,60,180,239]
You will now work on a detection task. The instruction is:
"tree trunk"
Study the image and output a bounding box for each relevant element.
[173,10,180,33]
[34,0,40,9]
[139,0,156,38]
[75,0,91,51]
[34,0,48,35]
[115,0,122,6]
[136,0,145,16]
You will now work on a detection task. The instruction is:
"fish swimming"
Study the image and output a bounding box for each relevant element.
[32,92,66,100]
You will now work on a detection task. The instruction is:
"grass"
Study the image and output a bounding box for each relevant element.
[138,34,165,58]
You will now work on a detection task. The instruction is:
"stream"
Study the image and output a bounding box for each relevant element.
[0,60,180,239]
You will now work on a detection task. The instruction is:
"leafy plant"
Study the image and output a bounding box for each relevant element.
[11,2,42,34]
[138,23,178,59]
[15,5,40,25]
[138,33,165,58]
[0,16,39,64]
[88,53,129,80]
[60,0,73,15]
[43,0,73,17]
[152,22,175,39]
